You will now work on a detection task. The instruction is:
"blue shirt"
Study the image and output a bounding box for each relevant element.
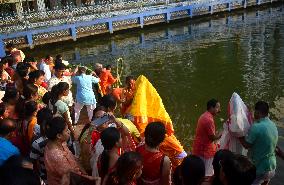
[246,117,278,175]
[0,137,20,166]
[72,74,100,105]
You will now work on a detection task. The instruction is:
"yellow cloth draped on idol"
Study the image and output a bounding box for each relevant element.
[128,75,187,168]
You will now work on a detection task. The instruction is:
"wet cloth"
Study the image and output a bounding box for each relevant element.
[0,137,20,166]
[220,92,252,155]
[246,117,278,175]
[128,75,185,169]
[193,111,217,159]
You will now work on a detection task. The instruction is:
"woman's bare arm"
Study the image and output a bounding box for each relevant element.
[161,156,172,185]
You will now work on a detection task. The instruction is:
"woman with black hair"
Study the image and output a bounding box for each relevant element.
[90,99,136,178]
[28,70,47,100]
[47,62,73,107]
[136,122,172,185]
[173,155,205,185]
[1,87,19,119]
[210,150,234,185]
[23,84,39,101]
[14,62,29,95]
[30,108,53,185]
[0,103,9,119]
[79,106,107,174]
[44,116,85,185]
[0,57,11,86]
[49,82,74,138]
[219,154,256,185]
[15,84,39,120]
[44,116,100,185]
[15,100,39,157]
[104,151,143,185]
[22,101,39,145]
[98,127,122,182]
[0,56,15,78]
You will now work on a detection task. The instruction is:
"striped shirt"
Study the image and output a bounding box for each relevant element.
[30,136,48,184]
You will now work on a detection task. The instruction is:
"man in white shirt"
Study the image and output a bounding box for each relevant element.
[39,55,53,82]
[48,62,73,107]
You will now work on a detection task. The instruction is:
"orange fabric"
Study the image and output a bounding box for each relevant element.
[99,69,116,95]
[192,111,217,158]
[128,75,184,169]
[112,88,134,116]
[160,135,184,168]
[27,116,37,143]
[112,88,123,101]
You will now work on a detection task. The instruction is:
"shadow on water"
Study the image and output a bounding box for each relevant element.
[24,3,284,184]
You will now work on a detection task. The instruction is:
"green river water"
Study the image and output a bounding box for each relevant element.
[24,3,284,184]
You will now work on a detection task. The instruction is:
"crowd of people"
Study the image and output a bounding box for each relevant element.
[0,43,283,185]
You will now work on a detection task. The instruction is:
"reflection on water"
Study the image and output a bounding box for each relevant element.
[25,4,284,146]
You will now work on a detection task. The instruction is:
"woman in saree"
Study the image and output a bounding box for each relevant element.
[78,106,106,175]
[44,116,99,185]
[28,70,47,102]
[91,95,136,177]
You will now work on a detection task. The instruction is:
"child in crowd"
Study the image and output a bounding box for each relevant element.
[30,108,53,184]
[49,82,74,138]
[98,127,122,182]
[21,101,39,156]
[0,103,9,119]
[28,70,47,100]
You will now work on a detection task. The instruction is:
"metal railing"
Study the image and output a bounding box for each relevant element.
[0,0,195,33]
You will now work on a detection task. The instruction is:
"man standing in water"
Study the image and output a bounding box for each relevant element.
[239,101,278,185]
[192,99,222,176]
